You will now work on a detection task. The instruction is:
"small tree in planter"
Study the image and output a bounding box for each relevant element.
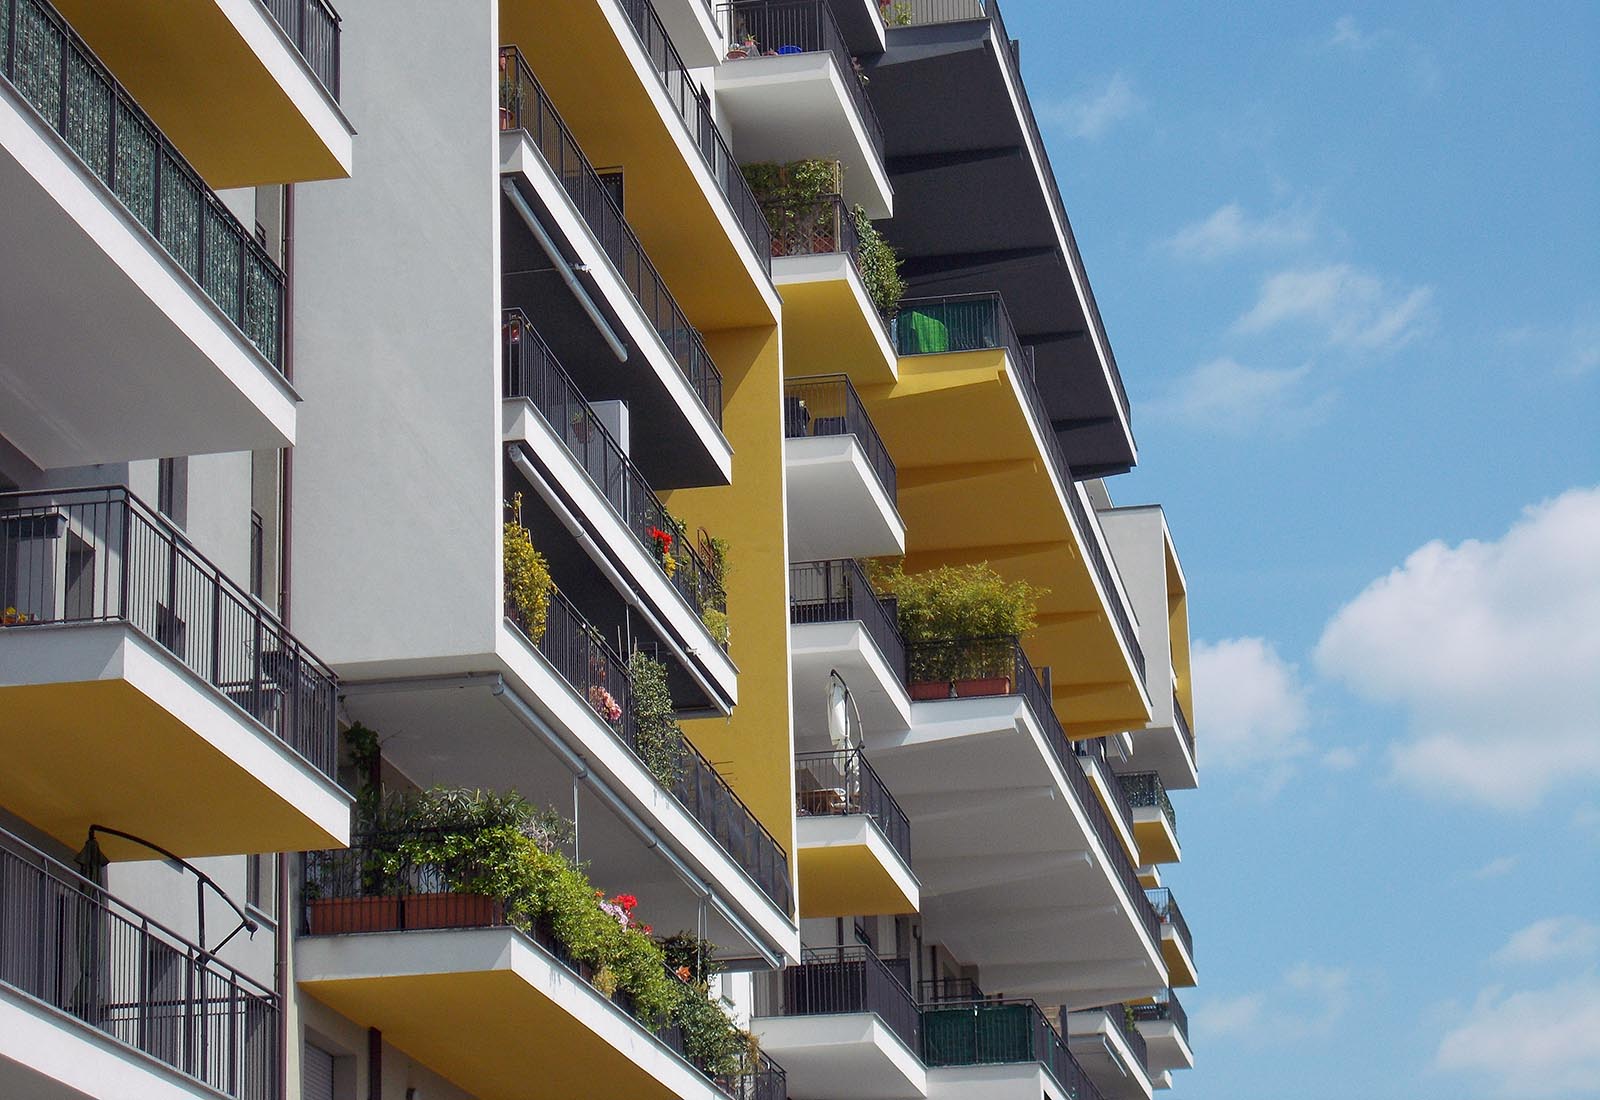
[629,650,686,788]
[504,494,554,641]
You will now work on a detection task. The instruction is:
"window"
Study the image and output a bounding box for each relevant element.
[246,853,277,912]
[157,457,188,528]
[597,168,624,212]
[302,1043,336,1100]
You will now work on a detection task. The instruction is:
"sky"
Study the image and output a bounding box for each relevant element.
[1001,3,1600,1097]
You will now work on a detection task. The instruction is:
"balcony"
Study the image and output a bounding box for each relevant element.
[0,487,349,858]
[0,0,299,468]
[1119,772,1179,865]
[870,0,1135,475]
[866,635,1164,1006]
[767,194,897,383]
[789,558,911,738]
[1075,737,1139,866]
[502,310,736,709]
[921,998,1104,1100]
[1144,888,1195,988]
[1066,1004,1153,1100]
[38,0,350,187]
[716,0,893,217]
[865,291,1151,737]
[502,1,778,329]
[0,828,277,1100]
[794,748,918,917]
[499,46,731,488]
[1129,990,1191,1076]
[751,947,924,1099]
[784,375,903,560]
[299,834,787,1100]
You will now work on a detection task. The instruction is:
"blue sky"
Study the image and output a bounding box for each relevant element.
[1004,3,1600,1096]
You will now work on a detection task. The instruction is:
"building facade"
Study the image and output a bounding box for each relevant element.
[0,1,1198,1098]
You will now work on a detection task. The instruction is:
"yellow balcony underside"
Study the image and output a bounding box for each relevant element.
[776,260,896,385]
[796,815,919,918]
[52,0,351,187]
[503,1,776,330]
[1134,813,1180,866]
[861,351,1149,735]
[0,678,344,859]
[1162,932,1197,989]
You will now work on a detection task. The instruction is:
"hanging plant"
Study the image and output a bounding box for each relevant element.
[628,650,685,788]
[853,205,906,315]
[504,493,554,641]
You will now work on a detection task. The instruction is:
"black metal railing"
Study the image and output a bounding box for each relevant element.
[1,828,278,1100]
[1095,1003,1148,1072]
[905,637,1160,946]
[612,0,772,271]
[1075,737,1136,845]
[892,0,988,22]
[1129,988,1187,1044]
[795,748,911,864]
[783,374,896,502]
[718,0,884,158]
[894,293,1146,684]
[1172,689,1195,762]
[918,976,986,1003]
[1,0,286,368]
[303,835,784,1097]
[788,558,905,681]
[753,946,919,1052]
[921,998,1103,1100]
[499,46,723,426]
[259,0,341,99]
[503,311,726,622]
[1120,772,1176,837]
[0,487,339,780]
[715,1049,788,1100]
[505,585,791,914]
[1145,887,1192,962]
[763,193,858,260]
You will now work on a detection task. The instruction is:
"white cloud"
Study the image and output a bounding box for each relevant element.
[1148,357,1331,435]
[1435,976,1600,1097]
[1494,917,1600,967]
[1191,637,1311,779]
[1165,202,1317,260]
[1472,855,1519,880]
[1502,311,1600,378]
[1233,264,1434,352]
[1198,992,1264,1039]
[1200,963,1353,1044]
[1329,16,1374,51]
[1315,486,1600,811]
[1321,746,1360,770]
[1041,72,1143,140]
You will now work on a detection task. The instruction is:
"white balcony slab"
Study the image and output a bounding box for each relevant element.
[785,434,905,561]
[791,619,911,740]
[1066,1008,1154,1100]
[754,1013,926,1100]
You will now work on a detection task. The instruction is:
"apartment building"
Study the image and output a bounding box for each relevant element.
[0,1,1197,1099]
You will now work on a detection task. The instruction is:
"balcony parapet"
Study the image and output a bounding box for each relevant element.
[795,747,910,864]
[783,373,897,502]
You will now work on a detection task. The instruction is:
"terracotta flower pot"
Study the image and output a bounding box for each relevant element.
[401,893,504,930]
[954,676,1011,698]
[499,106,515,130]
[910,680,953,700]
[307,896,401,935]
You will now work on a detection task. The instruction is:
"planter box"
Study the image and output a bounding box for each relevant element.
[954,676,1011,698]
[307,896,401,935]
[401,893,504,930]
[910,680,953,700]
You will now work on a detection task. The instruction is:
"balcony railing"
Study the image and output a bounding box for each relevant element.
[783,374,897,502]
[1172,689,1195,762]
[1120,771,1177,837]
[919,976,986,1003]
[718,0,884,159]
[499,46,723,427]
[506,585,791,914]
[905,637,1161,947]
[1075,736,1136,842]
[0,487,339,780]
[1,0,286,368]
[0,827,277,1099]
[1129,988,1187,1045]
[892,0,987,22]
[764,194,858,261]
[921,998,1104,1100]
[1144,887,1192,961]
[503,310,726,623]
[788,558,905,681]
[303,834,785,1098]
[894,293,1146,685]
[1095,1003,1148,1073]
[795,748,911,864]
[753,946,919,1053]
[260,0,341,99]
[612,0,772,272]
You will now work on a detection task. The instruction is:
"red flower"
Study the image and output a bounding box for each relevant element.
[675,964,691,981]
[641,924,653,935]
[612,893,638,912]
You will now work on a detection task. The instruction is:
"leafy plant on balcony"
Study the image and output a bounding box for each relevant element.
[629,650,686,788]
[504,494,554,641]
[700,607,731,648]
[853,205,906,315]
[871,560,1046,681]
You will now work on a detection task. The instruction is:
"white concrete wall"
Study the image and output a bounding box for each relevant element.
[287,0,502,674]
[1097,506,1174,723]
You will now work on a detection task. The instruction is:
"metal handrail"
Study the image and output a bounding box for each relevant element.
[795,748,911,863]
[904,636,1161,947]
[763,193,859,261]
[499,46,724,426]
[920,997,1104,1100]
[258,0,341,98]
[1144,887,1193,961]
[1120,771,1177,836]
[718,0,884,158]
[0,827,277,1099]
[782,373,897,502]
[502,310,725,620]
[1075,737,1137,843]
[0,486,339,779]
[1095,1003,1148,1072]
[753,945,919,1053]
[611,0,773,272]
[1129,988,1187,1043]
[2,0,286,367]
[1172,689,1195,762]
[788,558,905,681]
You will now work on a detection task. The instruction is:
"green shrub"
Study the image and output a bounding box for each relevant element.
[503,494,553,640]
[628,650,686,787]
[853,205,906,314]
[871,561,1046,681]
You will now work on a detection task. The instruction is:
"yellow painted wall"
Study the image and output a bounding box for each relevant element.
[665,324,797,900]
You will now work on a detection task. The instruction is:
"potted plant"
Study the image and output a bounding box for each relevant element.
[588,683,623,726]
[647,524,678,578]
[1,606,31,626]
[504,495,554,640]
[498,53,522,129]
